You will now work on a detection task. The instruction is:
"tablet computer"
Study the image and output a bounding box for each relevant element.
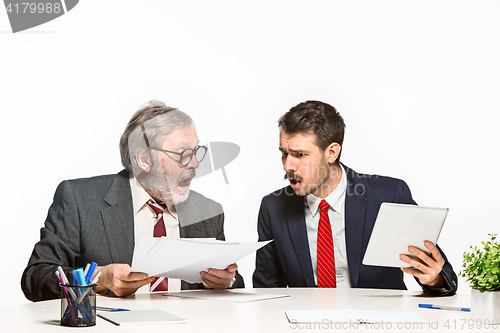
[362,203,449,268]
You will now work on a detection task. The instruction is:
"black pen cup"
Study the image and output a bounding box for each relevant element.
[59,283,97,327]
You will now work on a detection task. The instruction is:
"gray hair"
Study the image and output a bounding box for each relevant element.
[119,100,195,174]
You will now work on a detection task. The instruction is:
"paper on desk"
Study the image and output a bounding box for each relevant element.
[132,237,272,283]
[98,309,186,326]
[164,289,290,303]
[354,310,428,323]
[285,309,428,324]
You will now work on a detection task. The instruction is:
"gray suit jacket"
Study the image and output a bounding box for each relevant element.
[21,170,244,301]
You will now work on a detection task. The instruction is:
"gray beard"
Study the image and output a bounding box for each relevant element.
[140,164,192,205]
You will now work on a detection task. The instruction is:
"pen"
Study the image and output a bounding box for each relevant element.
[72,269,80,286]
[57,266,70,284]
[90,270,102,284]
[83,263,91,277]
[76,268,86,286]
[57,266,77,299]
[85,262,97,284]
[419,303,470,312]
[56,271,77,325]
[96,306,131,312]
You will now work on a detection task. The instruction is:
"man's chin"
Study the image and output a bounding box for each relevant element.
[291,186,305,196]
[291,185,314,197]
[172,188,190,205]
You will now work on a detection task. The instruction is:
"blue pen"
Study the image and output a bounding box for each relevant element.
[72,270,80,286]
[96,306,131,312]
[76,268,86,286]
[419,303,470,312]
[85,262,97,285]
[83,263,91,277]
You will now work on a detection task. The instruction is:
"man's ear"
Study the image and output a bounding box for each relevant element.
[136,150,152,173]
[326,143,341,164]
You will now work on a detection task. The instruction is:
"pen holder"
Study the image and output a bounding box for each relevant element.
[59,283,97,327]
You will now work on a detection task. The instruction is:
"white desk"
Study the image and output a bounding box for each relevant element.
[2,288,484,332]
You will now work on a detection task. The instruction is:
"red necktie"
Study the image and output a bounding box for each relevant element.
[147,200,168,291]
[317,200,336,288]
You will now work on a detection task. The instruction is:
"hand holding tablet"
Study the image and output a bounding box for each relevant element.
[362,203,449,268]
[399,240,448,287]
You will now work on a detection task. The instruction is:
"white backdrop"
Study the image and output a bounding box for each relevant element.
[1,1,499,309]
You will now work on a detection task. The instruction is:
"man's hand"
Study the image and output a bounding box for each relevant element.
[400,241,447,288]
[200,263,237,289]
[95,264,153,297]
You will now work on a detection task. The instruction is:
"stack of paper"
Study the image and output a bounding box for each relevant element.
[131,237,271,283]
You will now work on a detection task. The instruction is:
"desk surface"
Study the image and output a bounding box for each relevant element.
[2,288,485,332]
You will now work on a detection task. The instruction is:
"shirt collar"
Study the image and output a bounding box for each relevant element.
[306,164,347,216]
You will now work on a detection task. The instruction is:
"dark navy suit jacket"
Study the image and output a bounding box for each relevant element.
[253,165,457,296]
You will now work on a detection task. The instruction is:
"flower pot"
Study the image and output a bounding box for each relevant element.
[471,288,500,322]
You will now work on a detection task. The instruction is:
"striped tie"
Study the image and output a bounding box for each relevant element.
[147,200,168,291]
[317,199,336,288]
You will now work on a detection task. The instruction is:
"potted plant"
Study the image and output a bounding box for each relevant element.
[460,233,500,321]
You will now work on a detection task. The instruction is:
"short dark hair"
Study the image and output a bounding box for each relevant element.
[278,100,345,163]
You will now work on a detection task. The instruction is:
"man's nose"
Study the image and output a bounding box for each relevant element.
[283,155,296,173]
[186,153,199,170]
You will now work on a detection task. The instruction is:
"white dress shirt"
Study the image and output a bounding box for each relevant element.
[305,164,353,288]
[129,176,182,292]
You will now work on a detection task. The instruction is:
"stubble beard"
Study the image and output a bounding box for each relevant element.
[287,157,331,197]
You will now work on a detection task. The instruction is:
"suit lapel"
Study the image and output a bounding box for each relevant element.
[101,170,135,265]
[343,165,367,288]
[286,193,316,287]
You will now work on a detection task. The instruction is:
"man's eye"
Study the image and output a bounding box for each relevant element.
[298,153,305,157]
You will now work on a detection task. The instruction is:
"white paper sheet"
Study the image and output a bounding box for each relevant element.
[286,309,428,324]
[98,309,186,326]
[131,237,272,283]
[354,310,428,323]
[164,289,290,303]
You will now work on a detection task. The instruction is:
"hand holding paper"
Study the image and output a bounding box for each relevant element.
[200,263,238,289]
[96,263,153,297]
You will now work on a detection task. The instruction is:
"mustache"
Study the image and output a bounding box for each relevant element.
[179,170,196,182]
[284,172,303,181]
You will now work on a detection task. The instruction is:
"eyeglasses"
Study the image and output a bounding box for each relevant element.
[149,145,208,167]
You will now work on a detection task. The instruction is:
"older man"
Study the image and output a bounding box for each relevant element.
[22,100,243,301]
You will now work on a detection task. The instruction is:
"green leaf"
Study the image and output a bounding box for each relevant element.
[462,233,500,291]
